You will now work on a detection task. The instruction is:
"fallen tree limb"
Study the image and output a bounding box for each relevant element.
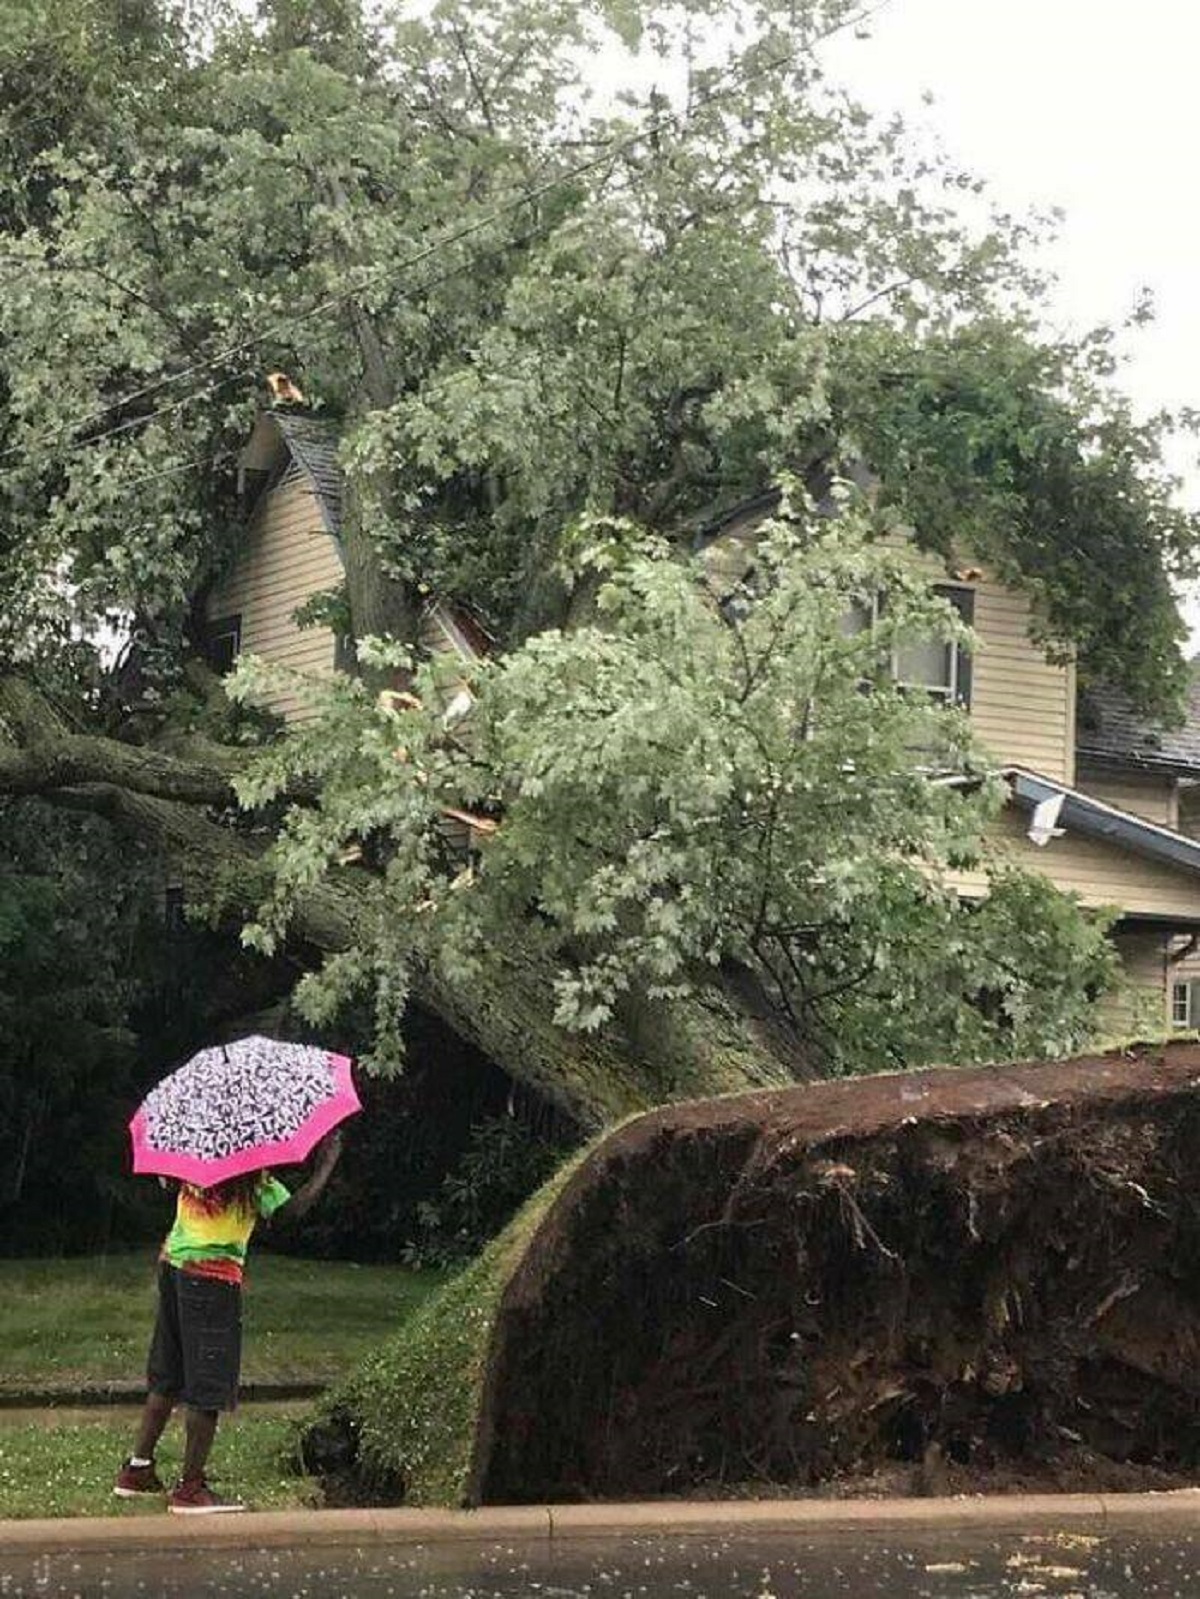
[0,737,238,805]
[24,782,791,1129]
[1,672,795,1128]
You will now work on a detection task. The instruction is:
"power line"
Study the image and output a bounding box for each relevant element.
[25,208,557,479]
[77,157,766,487]
[1,368,253,486]
[113,448,238,493]
[37,145,772,485]
[1,0,892,473]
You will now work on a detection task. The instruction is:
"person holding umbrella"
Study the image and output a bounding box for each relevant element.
[114,1038,360,1514]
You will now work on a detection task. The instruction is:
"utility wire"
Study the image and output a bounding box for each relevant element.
[110,449,239,493]
[64,139,774,495]
[1,0,892,473]
[41,207,560,491]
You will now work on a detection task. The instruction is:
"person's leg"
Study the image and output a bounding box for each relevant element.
[181,1407,219,1482]
[169,1272,244,1511]
[116,1263,180,1494]
[133,1391,175,1461]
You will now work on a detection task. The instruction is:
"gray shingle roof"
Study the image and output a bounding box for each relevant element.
[274,414,343,534]
[1076,681,1200,775]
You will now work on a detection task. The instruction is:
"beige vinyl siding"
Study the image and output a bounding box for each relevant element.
[884,538,1075,784]
[1167,935,1200,984]
[825,529,1077,781]
[207,478,342,722]
[1075,766,1178,828]
[967,581,1074,785]
[1178,788,1200,840]
[953,820,1187,1038]
[967,805,1200,920]
[704,524,1076,782]
[1097,928,1169,1037]
[1170,946,1198,987]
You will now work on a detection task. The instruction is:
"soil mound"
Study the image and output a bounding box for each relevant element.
[305,1044,1200,1505]
[473,1044,1200,1501]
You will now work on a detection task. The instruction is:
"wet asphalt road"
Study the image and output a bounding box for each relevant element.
[3,1526,1200,1599]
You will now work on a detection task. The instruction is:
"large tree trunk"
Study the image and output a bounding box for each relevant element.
[0,675,794,1130]
[327,180,423,659]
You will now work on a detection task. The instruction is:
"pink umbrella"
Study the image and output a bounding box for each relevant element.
[130,1036,360,1187]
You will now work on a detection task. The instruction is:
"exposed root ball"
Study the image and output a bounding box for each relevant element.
[473,1046,1200,1502]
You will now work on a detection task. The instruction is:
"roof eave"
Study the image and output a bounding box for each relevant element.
[1005,767,1200,878]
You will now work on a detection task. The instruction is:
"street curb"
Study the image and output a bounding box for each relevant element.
[2,1492,1200,1552]
[0,1383,323,1410]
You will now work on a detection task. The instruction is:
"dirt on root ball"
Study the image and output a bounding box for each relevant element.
[474,1045,1200,1503]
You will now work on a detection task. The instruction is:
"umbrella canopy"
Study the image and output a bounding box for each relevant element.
[130,1036,360,1187]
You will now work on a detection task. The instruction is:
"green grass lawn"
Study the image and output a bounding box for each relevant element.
[0,1252,445,1392]
[0,1253,449,1518]
[0,1407,316,1518]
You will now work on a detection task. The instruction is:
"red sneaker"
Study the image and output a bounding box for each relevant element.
[167,1477,245,1515]
[113,1458,165,1498]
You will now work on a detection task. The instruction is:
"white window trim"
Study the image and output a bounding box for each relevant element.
[845,584,973,707]
[1171,979,1199,1029]
[895,635,959,705]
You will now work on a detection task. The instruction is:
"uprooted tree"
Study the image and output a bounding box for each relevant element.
[0,0,1191,1131]
[7,0,1200,1500]
[229,512,1119,1089]
[305,1042,1200,1505]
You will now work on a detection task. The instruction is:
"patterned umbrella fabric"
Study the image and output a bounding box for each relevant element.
[131,1036,360,1187]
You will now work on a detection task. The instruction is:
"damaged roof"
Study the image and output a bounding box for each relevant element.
[1006,766,1200,885]
[271,413,344,535]
[1076,680,1200,777]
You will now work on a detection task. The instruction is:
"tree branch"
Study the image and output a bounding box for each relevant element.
[839,276,918,323]
[2,677,793,1127]
[0,675,318,808]
[0,736,238,805]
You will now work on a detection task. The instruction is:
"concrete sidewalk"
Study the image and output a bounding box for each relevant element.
[2,1491,1199,1552]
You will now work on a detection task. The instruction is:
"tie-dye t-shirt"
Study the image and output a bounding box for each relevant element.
[162,1174,291,1284]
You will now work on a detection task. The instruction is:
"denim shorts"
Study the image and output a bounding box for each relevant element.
[147,1261,242,1412]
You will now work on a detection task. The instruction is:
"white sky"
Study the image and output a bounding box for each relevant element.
[825,0,1200,642]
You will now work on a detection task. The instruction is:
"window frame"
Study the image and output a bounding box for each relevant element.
[844,583,974,710]
[1171,979,1198,1029]
[201,613,242,676]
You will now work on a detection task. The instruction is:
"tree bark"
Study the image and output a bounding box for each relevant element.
[0,737,239,804]
[1,677,793,1130]
[325,175,422,657]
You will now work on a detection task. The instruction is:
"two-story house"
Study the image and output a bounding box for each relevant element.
[205,411,1200,1034]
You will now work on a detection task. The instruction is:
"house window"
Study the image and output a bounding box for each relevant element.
[202,614,242,676]
[894,632,959,702]
[333,631,357,674]
[843,585,974,708]
[1172,980,1199,1029]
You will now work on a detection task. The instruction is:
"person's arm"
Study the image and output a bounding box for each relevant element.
[276,1129,343,1222]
